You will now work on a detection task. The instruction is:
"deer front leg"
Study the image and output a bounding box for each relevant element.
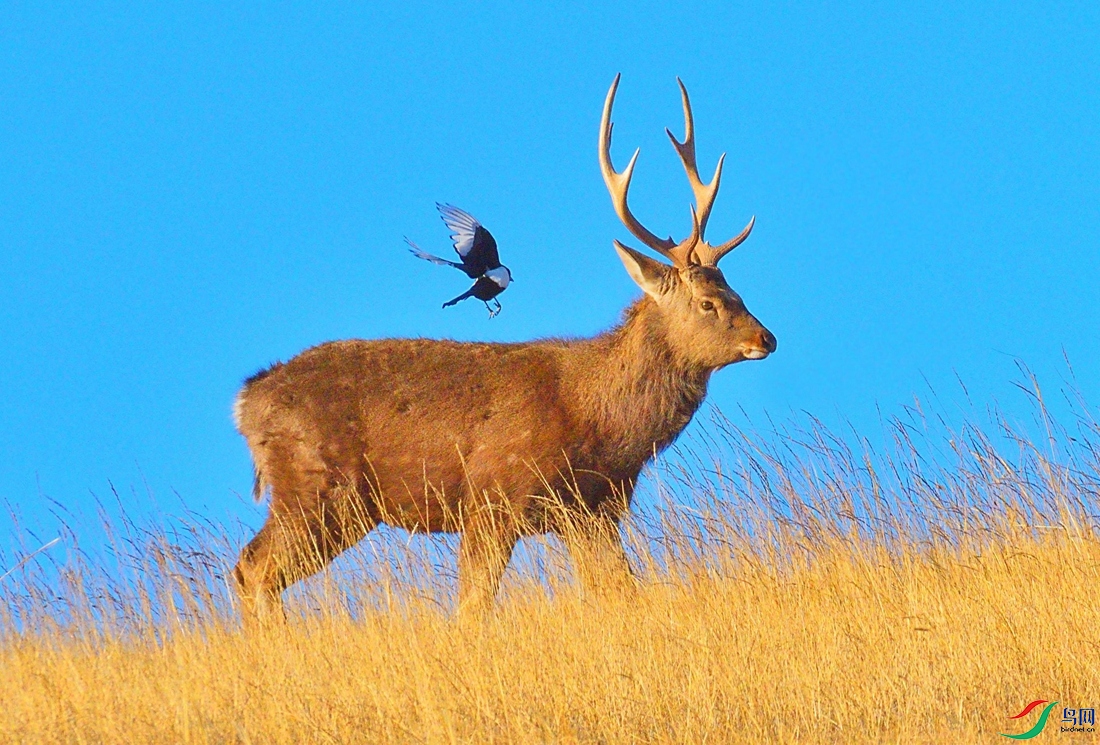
[456,506,519,622]
[561,511,635,597]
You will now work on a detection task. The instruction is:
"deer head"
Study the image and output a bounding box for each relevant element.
[600,75,776,368]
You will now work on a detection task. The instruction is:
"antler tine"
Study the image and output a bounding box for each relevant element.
[600,74,685,265]
[666,77,724,238]
[683,205,703,265]
[695,215,756,266]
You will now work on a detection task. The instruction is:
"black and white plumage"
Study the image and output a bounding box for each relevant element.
[406,203,513,318]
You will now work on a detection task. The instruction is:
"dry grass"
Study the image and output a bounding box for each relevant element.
[3,378,1100,743]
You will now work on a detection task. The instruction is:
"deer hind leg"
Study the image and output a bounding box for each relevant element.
[234,479,376,628]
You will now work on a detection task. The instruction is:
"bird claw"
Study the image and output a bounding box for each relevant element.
[486,300,502,319]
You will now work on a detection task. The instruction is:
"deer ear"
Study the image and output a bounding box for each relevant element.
[614,241,672,299]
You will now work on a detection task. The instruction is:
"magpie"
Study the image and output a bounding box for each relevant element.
[405,203,513,318]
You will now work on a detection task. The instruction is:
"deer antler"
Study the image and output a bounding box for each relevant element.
[600,74,699,268]
[666,78,724,238]
[699,215,755,266]
[666,77,756,267]
[601,75,754,268]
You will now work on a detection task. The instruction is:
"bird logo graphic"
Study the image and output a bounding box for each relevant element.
[1000,700,1059,739]
[405,203,512,318]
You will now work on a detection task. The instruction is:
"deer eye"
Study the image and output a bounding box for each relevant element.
[700,300,716,313]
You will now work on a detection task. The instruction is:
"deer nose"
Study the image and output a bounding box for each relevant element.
[740,326,776,360]
[760,328,777,354]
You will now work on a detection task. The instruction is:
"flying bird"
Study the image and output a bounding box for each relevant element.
[405,204,512,318]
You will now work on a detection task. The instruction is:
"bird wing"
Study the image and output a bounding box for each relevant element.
[437,203,501,274]
[467,226,501,275]
[405,237,463,269]
[442,284,477,308]
[436,203,480,257]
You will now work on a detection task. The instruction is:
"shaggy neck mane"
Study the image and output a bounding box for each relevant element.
[572,297,711,469]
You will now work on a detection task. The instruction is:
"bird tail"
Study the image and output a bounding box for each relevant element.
[405,238,463,269]
[442,288,476,308]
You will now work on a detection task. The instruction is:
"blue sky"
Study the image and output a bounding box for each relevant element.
[1,2,1098,543]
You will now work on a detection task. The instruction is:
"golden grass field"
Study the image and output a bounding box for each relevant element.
[2,387,1099,743]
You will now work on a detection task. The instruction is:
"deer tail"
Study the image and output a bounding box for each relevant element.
[251,465,271,503]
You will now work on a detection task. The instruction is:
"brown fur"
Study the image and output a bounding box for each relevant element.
[233,259,775,622]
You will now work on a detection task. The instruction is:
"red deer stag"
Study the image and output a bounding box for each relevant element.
[232,74,776,622]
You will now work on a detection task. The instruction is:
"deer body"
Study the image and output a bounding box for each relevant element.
[233,76,775,622]
[236,298,710,531]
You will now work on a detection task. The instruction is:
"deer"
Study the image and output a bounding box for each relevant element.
[231,75,776,623]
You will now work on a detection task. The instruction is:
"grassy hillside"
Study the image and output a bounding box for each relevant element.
[2,386,1099,743]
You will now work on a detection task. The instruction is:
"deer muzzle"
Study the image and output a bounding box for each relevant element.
[741,327,777,360]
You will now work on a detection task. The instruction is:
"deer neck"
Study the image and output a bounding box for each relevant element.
[578,298,712,470]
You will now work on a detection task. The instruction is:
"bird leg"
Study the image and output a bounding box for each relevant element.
[485,299,502,319]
